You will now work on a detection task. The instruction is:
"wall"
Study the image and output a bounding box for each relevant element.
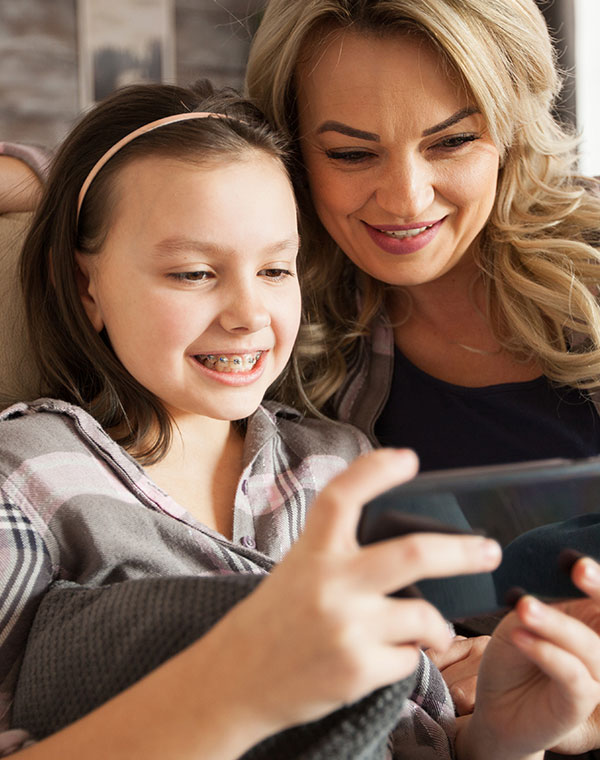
[0,0,264,151]
[1,0,577,153]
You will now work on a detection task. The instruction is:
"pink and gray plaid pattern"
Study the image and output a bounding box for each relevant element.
[0,398,369,735]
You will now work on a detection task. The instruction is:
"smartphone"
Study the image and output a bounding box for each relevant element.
[357,456,600,619]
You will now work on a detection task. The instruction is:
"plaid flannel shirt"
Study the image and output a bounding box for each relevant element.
[0,398,455,758]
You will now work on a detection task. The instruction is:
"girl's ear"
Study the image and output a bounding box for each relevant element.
[75,251,104,332]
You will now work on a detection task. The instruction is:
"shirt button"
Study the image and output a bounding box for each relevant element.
[241,535,256,549]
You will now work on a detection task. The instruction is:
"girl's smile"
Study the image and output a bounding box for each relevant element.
[76,153,301,424]
[191,349,269,386]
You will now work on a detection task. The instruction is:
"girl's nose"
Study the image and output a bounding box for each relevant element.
[374,155,435,220]
[219,284,271,334]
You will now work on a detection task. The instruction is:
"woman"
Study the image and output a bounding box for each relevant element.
[247,0,600,472]
[246,0,600,744]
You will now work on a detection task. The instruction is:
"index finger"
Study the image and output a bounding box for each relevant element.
[571,556,600,601]
[302,448,419,551]
[354,530,502,595]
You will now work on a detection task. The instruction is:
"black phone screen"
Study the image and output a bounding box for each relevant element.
[357,456,600,619]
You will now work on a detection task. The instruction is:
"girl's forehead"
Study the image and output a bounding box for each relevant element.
[101,152,298,256]
[107,150,290,212]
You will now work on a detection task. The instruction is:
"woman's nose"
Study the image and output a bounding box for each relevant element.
[218,283,271,334]
[374,155,435,220]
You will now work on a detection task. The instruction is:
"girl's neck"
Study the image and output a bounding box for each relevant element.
[144,414,245,539]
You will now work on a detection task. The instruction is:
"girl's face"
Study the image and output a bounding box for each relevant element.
[296,30,501,288]
[77,153,300,424]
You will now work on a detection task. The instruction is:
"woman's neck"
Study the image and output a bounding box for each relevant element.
[394,252,486,324]
[389,261,496,342]
[144,414,245,539]
[387,266,542,387]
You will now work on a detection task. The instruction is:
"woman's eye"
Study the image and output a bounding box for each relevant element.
[324,149,375,164]
[259,268,294,281]
[433,133,480,151]
[168,271,212,283]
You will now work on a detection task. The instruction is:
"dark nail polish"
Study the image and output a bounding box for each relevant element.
[504,586,527,608]
[558,548,586,575]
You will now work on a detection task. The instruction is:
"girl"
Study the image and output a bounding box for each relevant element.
[0,80,599,760]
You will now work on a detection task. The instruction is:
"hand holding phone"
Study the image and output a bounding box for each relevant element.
[357,456,600,619]
[357,508,500,620]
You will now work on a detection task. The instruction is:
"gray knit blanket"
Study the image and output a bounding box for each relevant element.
[13,576,416,759]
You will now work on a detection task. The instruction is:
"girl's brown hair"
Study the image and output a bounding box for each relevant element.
[21,79,291,463]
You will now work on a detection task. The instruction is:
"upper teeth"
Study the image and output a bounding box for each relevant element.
[381,224,433,239]
[196,352,262,373]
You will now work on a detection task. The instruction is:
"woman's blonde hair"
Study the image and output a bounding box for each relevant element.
[247,0,600,413]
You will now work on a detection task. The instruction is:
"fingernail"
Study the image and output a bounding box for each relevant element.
[558,548,586,575]
[581,557,600,585]
[524,596,544,620]
[482,539,502,564]
[504,586,527,608]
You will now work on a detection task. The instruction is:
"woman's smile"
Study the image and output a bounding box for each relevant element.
[362,218,445,255]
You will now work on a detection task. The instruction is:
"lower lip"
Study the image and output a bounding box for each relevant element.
[190,352,268,387]
[363,219,444,255]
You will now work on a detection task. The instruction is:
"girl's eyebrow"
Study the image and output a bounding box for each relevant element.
[315,107,480,142]
[152,238,222,259]
[152,236,300,258]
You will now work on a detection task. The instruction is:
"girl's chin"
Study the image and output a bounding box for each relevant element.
[164,397,265,424]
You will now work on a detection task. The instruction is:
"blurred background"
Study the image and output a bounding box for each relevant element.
[0,0,599,176]
[0,0,264,149]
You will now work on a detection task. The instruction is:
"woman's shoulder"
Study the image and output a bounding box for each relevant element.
[0,141,51,185]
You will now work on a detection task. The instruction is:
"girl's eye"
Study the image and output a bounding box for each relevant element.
[433,133,480,151]
[168,271,213,283]
[259,268,295,281]
[324,149,375,164]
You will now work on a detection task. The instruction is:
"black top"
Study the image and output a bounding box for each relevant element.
[374,346,600,471]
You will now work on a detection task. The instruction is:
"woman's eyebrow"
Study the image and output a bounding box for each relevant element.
[315,107,480,142]
[316,121,380,142]
[421,107,480,136]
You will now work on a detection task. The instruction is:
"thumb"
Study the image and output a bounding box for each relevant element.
[302,448,419,551]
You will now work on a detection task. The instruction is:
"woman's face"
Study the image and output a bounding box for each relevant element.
[296,30,501,288]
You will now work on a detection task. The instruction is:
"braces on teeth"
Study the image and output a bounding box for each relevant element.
[196,352,262,372]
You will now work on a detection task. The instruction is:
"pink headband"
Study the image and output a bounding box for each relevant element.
[76,111,231,222]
